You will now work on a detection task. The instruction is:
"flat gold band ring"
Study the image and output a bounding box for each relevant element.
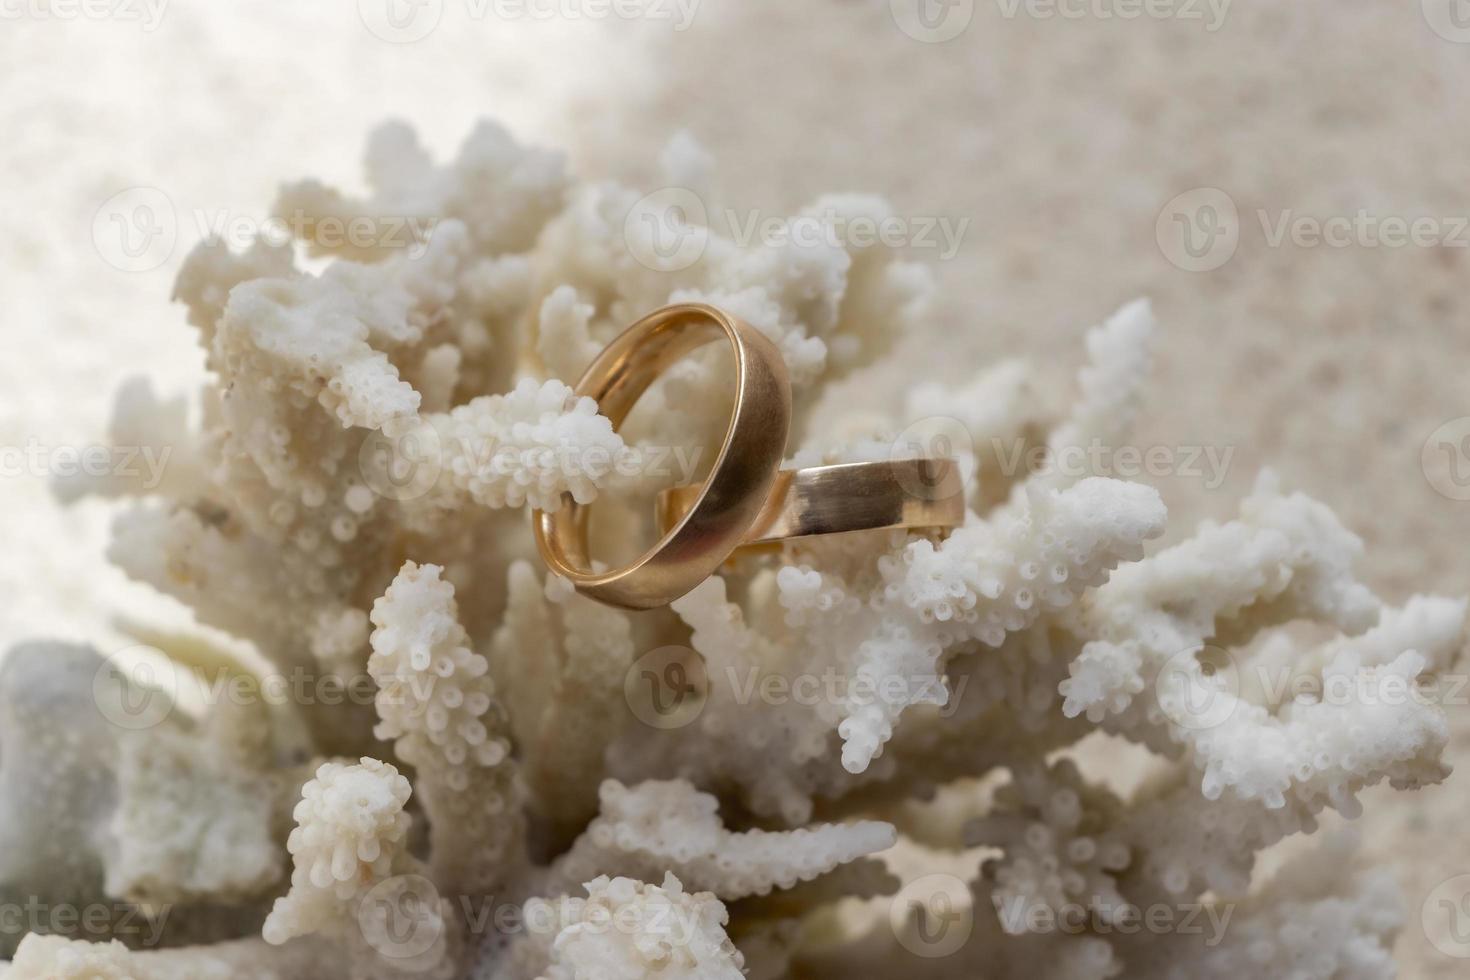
[655,458,965,549]
[532,303,792,611]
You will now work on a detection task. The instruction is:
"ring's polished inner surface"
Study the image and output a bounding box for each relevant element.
[532,303,792,611]
[654,457,965,550]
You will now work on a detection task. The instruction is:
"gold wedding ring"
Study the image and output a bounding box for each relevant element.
[655,457,965,550]
[532,304,792,611]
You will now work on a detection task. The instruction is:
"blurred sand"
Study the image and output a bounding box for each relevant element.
[1,0,1466,972]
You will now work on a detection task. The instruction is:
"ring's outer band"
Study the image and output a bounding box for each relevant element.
[532,303,792,611]
[655,457,965,549]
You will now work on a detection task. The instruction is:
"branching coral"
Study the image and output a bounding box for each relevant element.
[14,117,1464,979]
[369,561,522,898]
[493,874,745,980]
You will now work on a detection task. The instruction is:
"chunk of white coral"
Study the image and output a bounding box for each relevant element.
[103,716,288,905]
[7,934,347,980]
[837,476,1165,772]
[489,564,636,838]
[369,561,522,896]
[428,377,627,510]
[967,759,1132,933]
[263,759,425,945]
[274,118,569,259]
[1061,473,1461,821]
[1118,832,1401,980]
[516,874,744,980]
[1026,298,1156,494]
[544,779,896,900]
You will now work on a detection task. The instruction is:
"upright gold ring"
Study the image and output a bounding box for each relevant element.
[532,303,792,611]
[655,457,965,551]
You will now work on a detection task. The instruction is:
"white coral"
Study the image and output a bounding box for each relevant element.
[516,874,744,980]
[545,779,896,900]
[431,378,627,510]
[262,758,418,945]
[369,561,522,896]
[28,117,1465,980]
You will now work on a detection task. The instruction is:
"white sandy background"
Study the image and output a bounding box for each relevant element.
[2,1,1468,973]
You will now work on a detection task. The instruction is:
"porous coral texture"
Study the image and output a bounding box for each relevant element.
[15,117,1464,979]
